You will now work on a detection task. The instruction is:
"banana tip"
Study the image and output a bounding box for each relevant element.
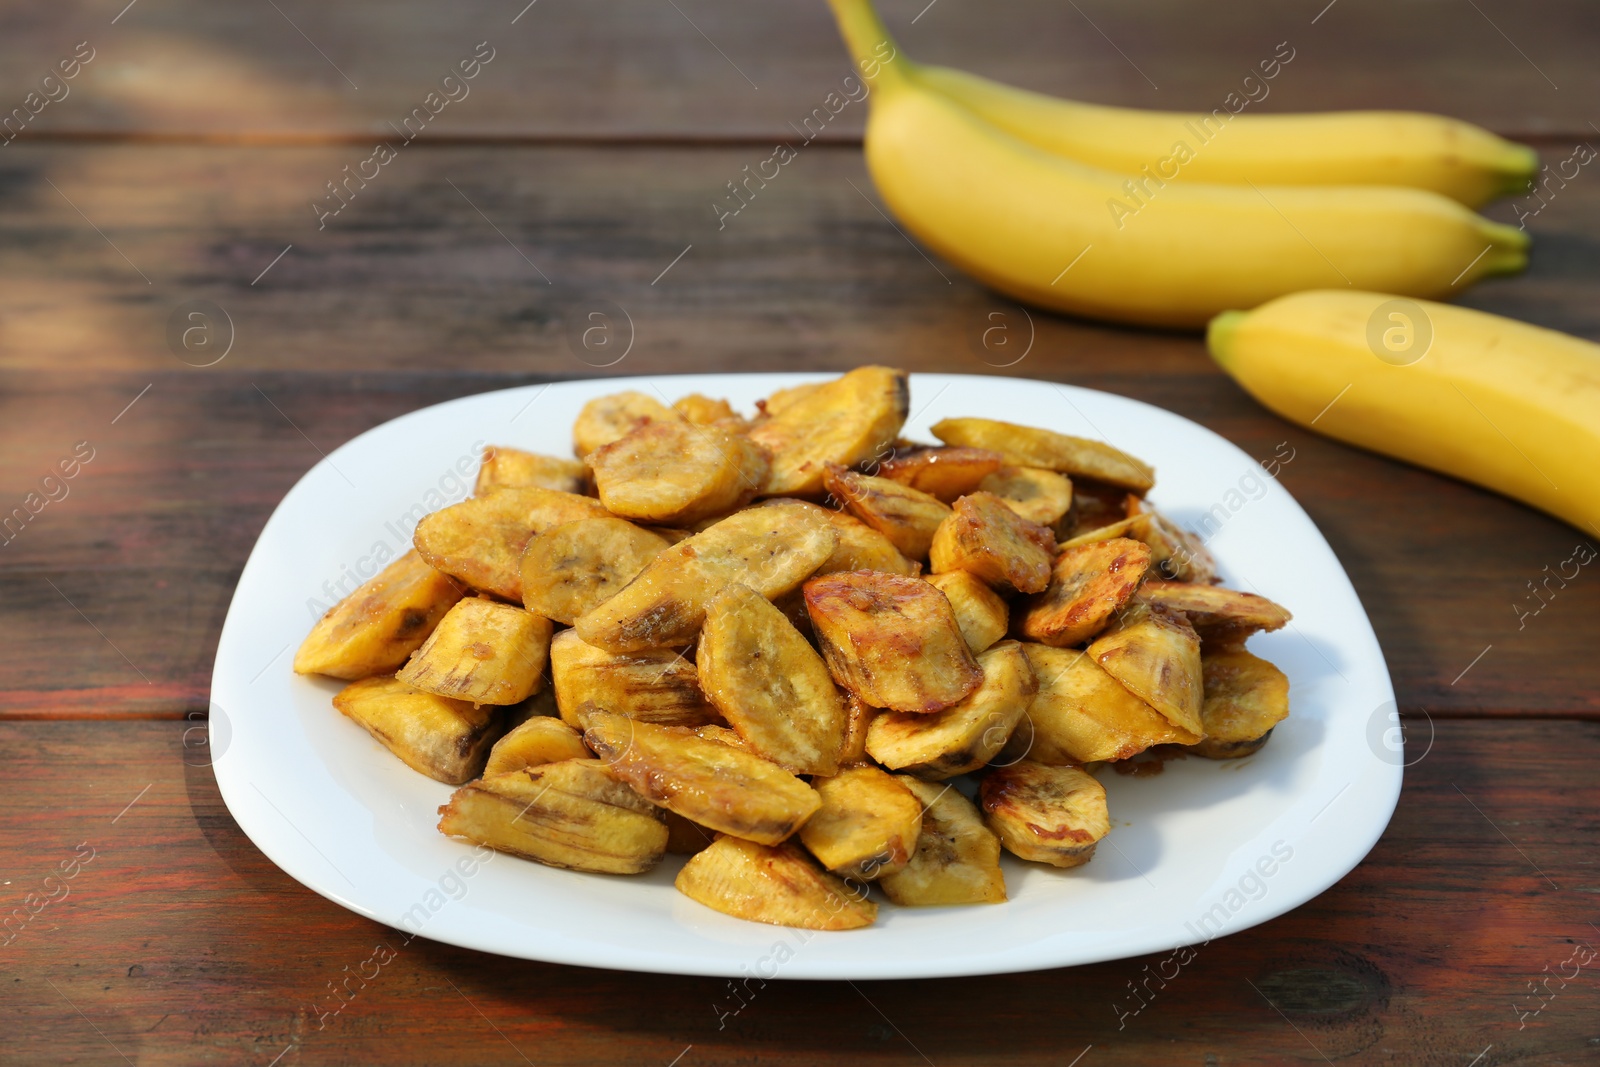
[1205,310,1248,362]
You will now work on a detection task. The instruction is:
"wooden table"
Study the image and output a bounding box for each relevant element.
[3,2,1597,1063]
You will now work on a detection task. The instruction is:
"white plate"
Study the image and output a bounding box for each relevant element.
[211,372,1401,979]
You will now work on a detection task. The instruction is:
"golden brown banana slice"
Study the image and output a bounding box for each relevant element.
[437,758,667,874]
[929,491,1057,594]
[877,447,1006,503]
[822,464,951,560]
[575,502,837,653]
[839,695,878,764]
[978,466,1074,527]
[698,584,846,775]
[979,761,1109,868]
[673,393,744,427]
[865,641,1037,779]
[1001,644,1199,765]
[931,417,1155,494]
[799,765,923,880]
[1138,580,1292,644]
[1194,648,1290,759]
[803,570,982,714]
[590,419,769,526]
[1018,537,1152,647]
[549,629,718,728]
[572,390,676,458]
[333,675,499,784]
[520,517,669,625]
[1124,506,1217,584]
[749,366,909,496]
[694,723,753,751]
[879,777,1006,906]
[1088,602,1204,736]
[295,550,464,679]
[474,445,586,495]
[582,708,821,845]
[675,836,877,930]
[759,381,824,417]
[483,716,592,777]
[925,570,1009,653]
[756,499,919,576]
[414,487,612,601]
[396,597,553,706]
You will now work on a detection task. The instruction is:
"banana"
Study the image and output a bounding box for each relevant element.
[825,0,1528,328]
[1207,290,1600,538]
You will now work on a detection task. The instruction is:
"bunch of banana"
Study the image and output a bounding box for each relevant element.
[1207,291,1600,537]
[824,0,1535,328]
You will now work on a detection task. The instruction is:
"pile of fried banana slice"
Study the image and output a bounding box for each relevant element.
[294,366,1292,931]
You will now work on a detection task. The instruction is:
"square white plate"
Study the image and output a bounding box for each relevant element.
[210,372,1401,979]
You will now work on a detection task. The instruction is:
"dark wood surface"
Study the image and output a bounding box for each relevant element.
[2,1,1598,1063]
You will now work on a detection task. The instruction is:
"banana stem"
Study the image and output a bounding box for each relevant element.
[824,0,913,92]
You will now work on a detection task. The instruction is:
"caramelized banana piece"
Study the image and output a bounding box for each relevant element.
[438,759,667,874]
[675,836,877,930]
[822,464,951,560]
[877,447,1006,503]
[1019,537,1152,647]
[879,777,1006,906]
[694,723,752,752]
[928,492,1056,594]
[931,417,1155,494]
[698,584,846,775]
[333,675,499,784]
[1194,648,1290,759]
[483,716,592,777]
[979,761,1109,868]
[1124,507,1217,584]
[749,366,909,496]
[295,550,464,679]
[799,765,923,879]
[414,487,612,601]
[549,629,718,728]
[572,390,676,458]
[673,393,745,427]
[1088,602,1204,736]
[839,695,878,764]
[474,445,586,495]
[925,570,1008,653]
[396,598,553,706]
[978,466,1074,527]
[756,499,919,576]
[575,502,837,653]
[582,708,822,845]
[803,570,982,714]
[865,641,1037,779]
[520,517,668,625]
[590,419,769,526]
[1138,580,1292,645]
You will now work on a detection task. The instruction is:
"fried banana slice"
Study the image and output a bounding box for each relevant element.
[474,445,586,495]
[575,502,837,653]
[928,492,1056,594]
[865,641,1037,779]
[979,761,1109,868]
[333,675,499,784]
[822,464,951,560]
[295,550,464,679]
[1195,648,1290,759]
[759,381,824,418]
[799,766,923,880]
[520,517,669,625]
[931,417,1155,494]
[549,629,718,728]
[698,584,846,775]
[1001,644,1199,765]
[877,447,1006,502]
[590,419,770,526]
[1125,506,1217,584]
[673,393,744,427]
[582,709,821,845]
[978,466,1074,527]
[396,597,553,706]
[925,570,1009,653]
[757,499,919,577]
[1138,580,1292,645]
[803,570,982,714]
[483,716,592,777]
[1088,602,1204,736]
[676,836,877,930]
[414,487,612,601]
[879,777,1006,906]
[438,759,667,874]
[839,695,877,764]
[694,723,753,752]
[749,366,909,496]
[572,390,676,458]
[1018,537,1152,648]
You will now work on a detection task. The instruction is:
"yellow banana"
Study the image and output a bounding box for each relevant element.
[825,0,1528,328]
[1207,291,1600,537]
[915,64,1538,209]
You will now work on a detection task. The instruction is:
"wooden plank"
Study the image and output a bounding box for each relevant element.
[1,718,1595,1064]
